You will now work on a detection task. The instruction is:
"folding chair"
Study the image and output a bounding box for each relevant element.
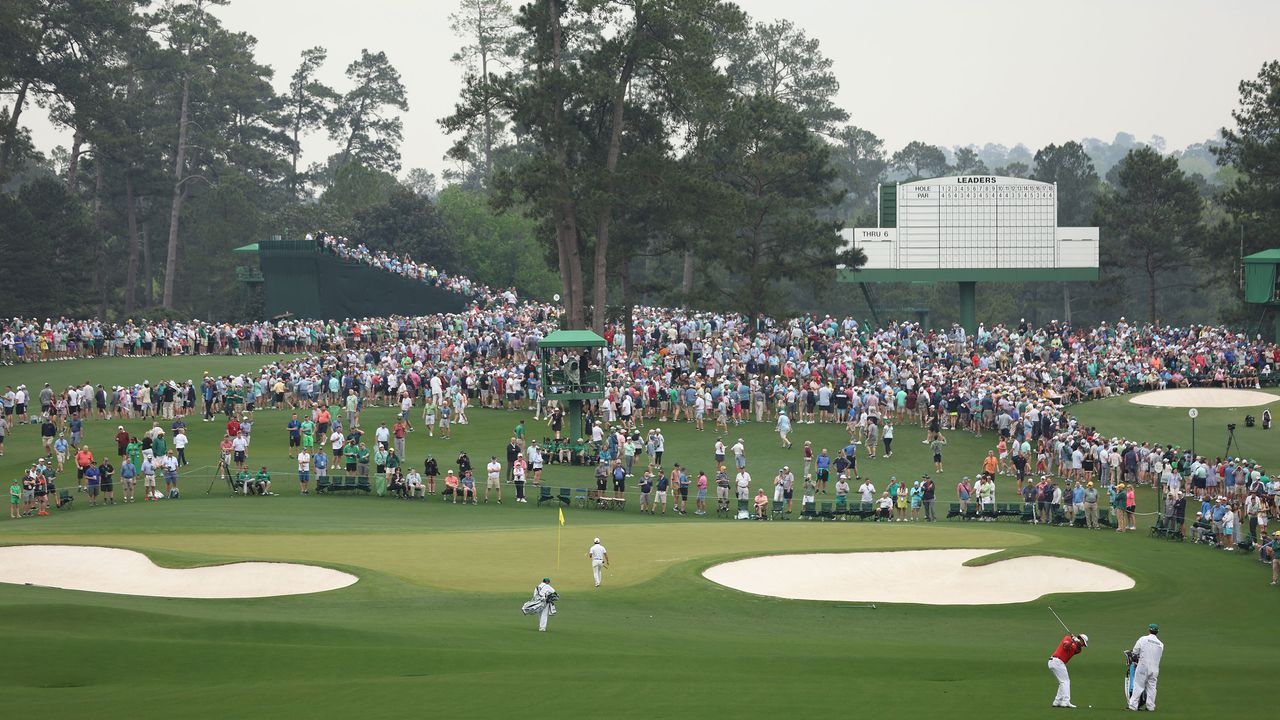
[57,490,74,509]
[819,502,834,520]
[771,499,787,520]
[736,498,750,519]
[946,502,961,520]
[536,486,554,506]
[557,487,572,506]
[800,500,817,520]
[834,496,848,520]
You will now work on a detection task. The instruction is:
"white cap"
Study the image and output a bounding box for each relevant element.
[1078,634,1089,646]
[593,537,600,544]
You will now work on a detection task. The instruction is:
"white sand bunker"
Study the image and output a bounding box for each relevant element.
[1129,387,1275,408]
[0,545,358,599]
[703,549,1133,605]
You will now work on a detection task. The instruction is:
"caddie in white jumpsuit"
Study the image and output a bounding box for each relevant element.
[536,577,556,632]
[588,537,609,587]
[1128,623,1164,711]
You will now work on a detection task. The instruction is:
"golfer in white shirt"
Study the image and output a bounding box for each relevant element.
[588,538,609,587]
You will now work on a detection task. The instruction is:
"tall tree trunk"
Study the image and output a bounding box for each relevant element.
[620,255,634,354]
[0,78,32,174]
[66,127,84,190]
[1062,283,1072,325]
[162,74,191,308]
[478,6,493,184]
[682,248,695,297]
[547,0,585,329]
[125,174,141,312]
[591,49,637,334]
[93,160,109,316]
[290,103,301,199]
[1147,274,1157,324]
[142,224,153,308]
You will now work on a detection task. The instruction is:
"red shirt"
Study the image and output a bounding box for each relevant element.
[226,420,241,437]
[1051,635,1084,663]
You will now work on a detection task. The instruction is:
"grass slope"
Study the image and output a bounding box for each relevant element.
[0,357,1276,719]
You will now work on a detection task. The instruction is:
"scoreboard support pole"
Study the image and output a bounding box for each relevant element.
[958,281,977,334]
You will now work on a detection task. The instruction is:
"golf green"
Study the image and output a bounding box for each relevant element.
[1,357,1276,719]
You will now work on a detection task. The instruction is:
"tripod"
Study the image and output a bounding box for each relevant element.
[1225,426,1243,459]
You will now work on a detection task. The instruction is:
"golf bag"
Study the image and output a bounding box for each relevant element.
[521,591,559,616]
[1124,651,1147,709]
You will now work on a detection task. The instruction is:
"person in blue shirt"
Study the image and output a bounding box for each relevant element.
[286,414,301,458]
[312,449,328,495]
[815,449,831,494]
[654,469,670,515]
[53,434,70,471]
[84,463,100,506]
[776,411,793,449]
[1069,481,1085,525]
[68,415,84,448]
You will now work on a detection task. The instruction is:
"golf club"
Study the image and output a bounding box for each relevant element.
[1048,606,1073,636]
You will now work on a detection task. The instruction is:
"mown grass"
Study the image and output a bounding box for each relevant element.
[1,357,1276,719]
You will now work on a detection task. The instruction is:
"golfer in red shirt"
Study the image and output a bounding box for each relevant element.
[1048,633,1087,707]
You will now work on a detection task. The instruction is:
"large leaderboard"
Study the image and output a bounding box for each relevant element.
[900,176,1055,268]
[842,175,1099,275]
[837,175,1100,331]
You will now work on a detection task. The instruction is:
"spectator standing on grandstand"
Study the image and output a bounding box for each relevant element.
[1127,624,1163,712]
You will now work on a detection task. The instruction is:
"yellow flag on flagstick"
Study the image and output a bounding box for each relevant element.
[558,507,565,526]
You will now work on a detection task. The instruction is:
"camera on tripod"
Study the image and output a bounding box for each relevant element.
[1227,423,1237,432]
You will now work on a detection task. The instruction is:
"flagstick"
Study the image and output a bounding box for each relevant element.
[556,523,561,570]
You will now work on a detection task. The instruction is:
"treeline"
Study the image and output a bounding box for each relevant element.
[2,1,1279,333]
[0,0,557,320]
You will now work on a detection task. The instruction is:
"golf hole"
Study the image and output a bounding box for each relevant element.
[0,545,358,599]
[703,549,1134,605]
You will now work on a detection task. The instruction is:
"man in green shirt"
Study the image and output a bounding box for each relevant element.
[514,420,525,445]
[300,418,316,450]
[356,444,371,481]
[254,467,272,495]
[152,432,169,458]
[236,468,253,495]
[343,441,358,478]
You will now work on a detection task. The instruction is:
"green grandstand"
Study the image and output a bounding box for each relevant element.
[234,238,469,320]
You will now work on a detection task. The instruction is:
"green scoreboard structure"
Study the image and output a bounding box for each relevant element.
[538,330,606,443]
[1242,249,1280,340]
[837,175,1100,332]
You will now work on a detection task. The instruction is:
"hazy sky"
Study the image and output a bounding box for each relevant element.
[23,0,1280,178]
